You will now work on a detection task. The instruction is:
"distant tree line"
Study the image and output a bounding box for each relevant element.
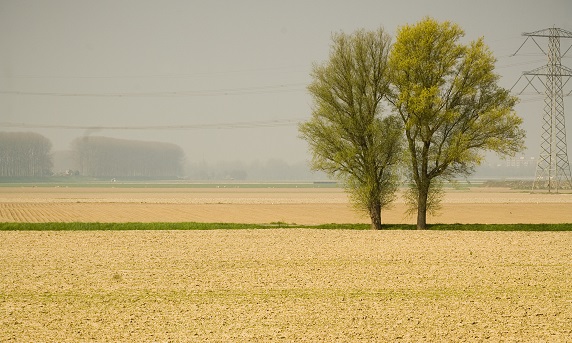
[73,136,184,178]
[186,159,326,181]
[0,132,53,177]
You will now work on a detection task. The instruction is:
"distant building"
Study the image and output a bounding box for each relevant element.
[505,156,536,168]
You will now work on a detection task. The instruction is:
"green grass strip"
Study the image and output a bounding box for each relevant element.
[0,222,571,231]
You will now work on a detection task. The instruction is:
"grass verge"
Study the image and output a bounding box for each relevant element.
[0,222,571,231]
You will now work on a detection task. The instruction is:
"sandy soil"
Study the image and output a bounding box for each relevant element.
[0,186,571,224]
[1,229,570,341]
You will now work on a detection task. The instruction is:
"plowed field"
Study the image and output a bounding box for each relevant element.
[1,230,571,341]
[0,186,571,224]
[1,186,571,341]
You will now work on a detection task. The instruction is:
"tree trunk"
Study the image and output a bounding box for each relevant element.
[369,202,382,230]
[416,182,429,230]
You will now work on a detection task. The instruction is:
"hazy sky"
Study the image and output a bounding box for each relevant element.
[1,0,571,166]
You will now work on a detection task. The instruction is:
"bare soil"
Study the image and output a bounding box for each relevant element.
[1,229,570,341]
[1,186,571,341]
[0,186,571,224]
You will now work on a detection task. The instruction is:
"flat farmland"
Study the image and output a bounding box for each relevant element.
[0,185,571,224]
[1,229,571,341]
[1,185,571,341]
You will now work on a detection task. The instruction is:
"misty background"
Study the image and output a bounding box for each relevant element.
[1,0,571,180]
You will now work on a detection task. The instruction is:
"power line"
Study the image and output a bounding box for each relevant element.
[496,58,547,69]
[0,118,305,130]
[0,65,309,80]
[0,83,307,98]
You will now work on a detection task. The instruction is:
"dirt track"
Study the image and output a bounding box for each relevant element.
[0,186,571,224]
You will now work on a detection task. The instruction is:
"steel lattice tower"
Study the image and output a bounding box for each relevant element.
[514,28,572,192]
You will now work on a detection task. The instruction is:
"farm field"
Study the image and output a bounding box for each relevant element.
[1,185,571,341]
[1,229,571,341]
[0,185,571,224]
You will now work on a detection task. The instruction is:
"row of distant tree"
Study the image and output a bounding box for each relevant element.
[0,132,53,177]
[186,159,325,181]
[0,132,184,178]
[73,136,184,178]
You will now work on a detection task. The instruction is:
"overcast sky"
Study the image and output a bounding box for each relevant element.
[1,0,571,166]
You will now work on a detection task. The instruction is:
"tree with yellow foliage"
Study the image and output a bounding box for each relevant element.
[388,18,525,229]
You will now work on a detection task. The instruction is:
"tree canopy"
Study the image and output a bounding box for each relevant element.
[299,28,403,230]
[387,17,525,229]
[300,18,526,229]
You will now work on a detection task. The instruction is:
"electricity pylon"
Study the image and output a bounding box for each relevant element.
[512,28,572,192]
